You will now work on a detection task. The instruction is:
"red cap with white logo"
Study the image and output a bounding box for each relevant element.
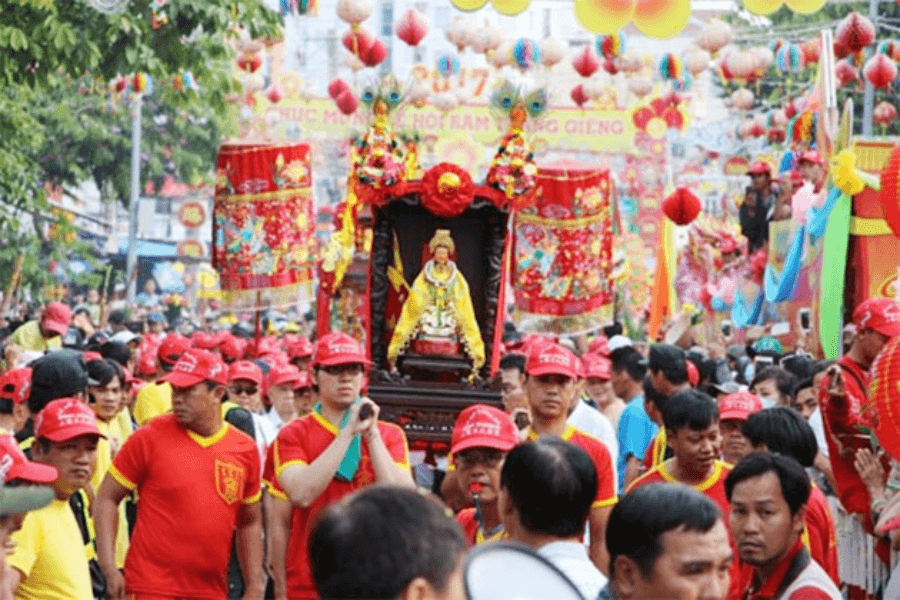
[719,391,763,421]
[0,436,58,484]
[228,361,263,386]
[312,332,371,368]
[582,353,612,380]
[35,398,106,442]
[450,404,519,455]
[267,363,302,389]
[525,342,579,379]
[854,298,900,339]
[160,348,228,388]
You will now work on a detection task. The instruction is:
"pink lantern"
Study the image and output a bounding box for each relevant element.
[337,0,373,29]
[752,46,774,72]
[265,85,283,104]
[697,19,733,55]
[361,39,388,67]
[836,11,876,54]
[730,88,754,110]
[726,50,757,80]
[628,76,654,98]
[572,45,600,78]
[335,89,358,115]
[342,27,374,58]
[835,58,859,87]
[445,17,474,53]
[683,48,711,76]
[571,84,589,107]
[540,36,566,67]
[874,101,898,126]
[328,78,351,100]
[864,54,898,89]
[395,8,428,47]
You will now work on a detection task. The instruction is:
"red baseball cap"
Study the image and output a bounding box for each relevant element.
[135,344,158,377]
[0,436,58,484]
[228,361,263,386]
[450,404,519,455]
[158,333,192,367]
[293,370,313,390]
[686,360,700,387]
[190,331,217,350]
[582,353,612,380]
[41,302,72,336]
[35,398,106,442]
[719,391,763,421]
[219,335,247,363]
[588,336,610,357]
[312,332,370,367]
[798,150,824,166]
[0,368,32,405]
[288,338,315,360]
[789,170,804,187]
[267,363,302,389]
[747,161,771,176]
[854,298,900,339]
[160,348,228,388]
[525,342,579,379]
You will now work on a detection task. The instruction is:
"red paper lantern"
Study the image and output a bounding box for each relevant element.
[571,84,589,107]
[879,144,900,238]
[602,58,618,75]
[662,187,701,225]
[802,38,820,64]
[237,53,262,73]
[748,120,766,138]
[335,89,358,115]
[328,78,351,100]
[572,45,600,78]
[395,8,428,47]
[864,54,898,89]
[361,39,388,67]
[342,27,374,58]
[835,58,859,87]
[869,336,900,460]
[265,85,283,104]
[784,101,797,119]
[874,101,898,126]
[836,11,876,54]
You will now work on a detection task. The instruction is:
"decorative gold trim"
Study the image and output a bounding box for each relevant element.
[849,216,892,237]
[214,188,312,203]
[515,212,607,227]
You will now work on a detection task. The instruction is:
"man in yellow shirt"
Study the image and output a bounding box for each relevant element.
[6,397,105,599]
[132,333,190,425]
[6,303,72,354]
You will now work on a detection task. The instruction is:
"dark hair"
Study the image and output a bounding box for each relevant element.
[643,376,668,413]
[499,352,526,374]
[610,347,646,382]
[812,360,834,377]
[792,377,814,399]
[663,390,719,432]
[87,359,124,389]
[108,310,126,326]
[608,483,720,577]
[725,452,810,515]
[779,354,814,381]
[100,341,132,368]
[500,438,597,538]
[309,485,466,599]
[603,323,623,338]
[648,345,688,385]
[751,367,797,401]
[741,407,817,467]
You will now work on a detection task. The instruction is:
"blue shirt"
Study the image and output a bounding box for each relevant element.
[616,394,657,491]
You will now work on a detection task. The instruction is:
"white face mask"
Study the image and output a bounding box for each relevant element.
[758,395,776,409]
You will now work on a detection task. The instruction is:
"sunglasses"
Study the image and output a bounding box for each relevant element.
[456,449,504,469]
[321,363,364,376]
[230,385,258,396]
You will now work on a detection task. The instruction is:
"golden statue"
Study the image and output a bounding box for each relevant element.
[387,230,485,372]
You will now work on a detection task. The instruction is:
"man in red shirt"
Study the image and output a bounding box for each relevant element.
[94,348,264,600]
[819,297,900,523]
[270,332,413,600]
[522,341,617,573]
[727,452,841,599]
[450,404,519,546]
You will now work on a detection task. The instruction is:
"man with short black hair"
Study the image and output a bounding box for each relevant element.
[499,438,607,600]
[498,352,527,412]
[641,344,693,474]
[309,485,467,600]
[610,347,654,491]
[601,483,732,600]
[727,452,841,599]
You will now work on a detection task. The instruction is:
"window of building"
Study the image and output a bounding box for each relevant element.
[154,198,172,215]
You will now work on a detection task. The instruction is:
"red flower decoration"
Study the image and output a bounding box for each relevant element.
[420,163,475,218]
[662,187,701,225]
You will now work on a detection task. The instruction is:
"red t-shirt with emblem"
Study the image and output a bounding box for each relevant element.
[528,425,617,509]
[271,413,411,600]
[456,508,506,546]
[109,414,261,598]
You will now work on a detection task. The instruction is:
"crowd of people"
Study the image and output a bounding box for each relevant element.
[0,292,899,600]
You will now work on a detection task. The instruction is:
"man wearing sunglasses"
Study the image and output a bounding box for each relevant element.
[267,332,414,600]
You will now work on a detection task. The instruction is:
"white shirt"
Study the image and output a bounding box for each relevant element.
[808,407,829,459]
[251,412,278,467]
[537,540,607,600]
[569,400,619,484]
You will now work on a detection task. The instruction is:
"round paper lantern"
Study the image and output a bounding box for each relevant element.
[395,8,428,47]
[342,27,374,58]
[328,79,351,100]
[659,53,683,81]
[492,0,531,16]
[837,12,876,54]
[683,48,711,76]
[801,38,821,64]
[445,17,475,53]
[583,77,606,100]
[572,45,601,77]
[571,84,589,107]
[628,76,653,98]
[335,89,358,115]
[451,0,489,10]
[874,101,898,126]
[337,0,373,28]
[597,32,626,60]
[743,0,782,15]
[726,50,757,80]
[490,40,513,68]
[775,43,804,73]
[697,19,733,54]
[237,53,262,73]
[864,54,898,89]
[752,46,775,72]
[265,85,283,104]
[603,58,619,75]
[835,58,859,87]
[870,336,900,460]
[540,36,566,67]
[731,87,754,110]
[784,0,826,14]
[574,0,635,35]
[880,144,900,238]
[633,0,690,39]
[748,119,766,138]
[437,53,461,78]
[360,39,388,67]
[662,187,701,225]
[512,38,540,70]
[471,24,503,55]
[619,51,642,74]
[242,73,265,93]
[407,80,429,108]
